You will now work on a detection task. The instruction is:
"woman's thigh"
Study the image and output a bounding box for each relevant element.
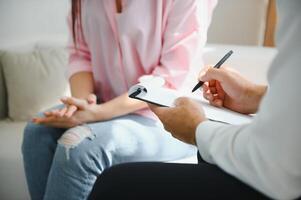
[55,114,196,168]
[89,162,270,199]
[86,114,196,163]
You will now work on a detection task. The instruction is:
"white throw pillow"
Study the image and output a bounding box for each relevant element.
[1,47,70,121]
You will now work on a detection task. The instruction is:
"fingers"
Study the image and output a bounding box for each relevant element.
[32,116,76,128]
[203,92,223,107]
[215,81,225,100]
[32,116,56,124]
[87,94,97,104]
[64,105,77,118]
[60,94,97,111]
[202,81,225,108]
[150,97,194,113]
[61,97,87,110]
[211,98,223,108]
[198,66,211,81]
[203,82,218,101]
[52,95,96,119]
[55,107,68,117]
[148,103,166,116]
[174,97,191,106]
[42,106,74,119]
[44,111,52,117]
[203,84,214,101]
[199,67,227,83]
[175,97,203,111]
[198,66,227,97]
[44,109,60,117]
[208,80,217,94]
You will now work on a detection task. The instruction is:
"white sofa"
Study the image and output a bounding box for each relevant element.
[0,43,276,200]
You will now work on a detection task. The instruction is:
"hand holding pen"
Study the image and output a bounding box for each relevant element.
[196,50,267,114]
[192,50,233,92]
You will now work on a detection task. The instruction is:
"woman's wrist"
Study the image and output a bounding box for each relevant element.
[92,93,148,122]
[94,104,113,121]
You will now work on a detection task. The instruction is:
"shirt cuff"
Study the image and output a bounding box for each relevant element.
[195,120,227,164]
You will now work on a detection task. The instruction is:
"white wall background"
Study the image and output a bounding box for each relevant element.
[208,0,269,45]
[0,0,269,49]
[0,0,70,48]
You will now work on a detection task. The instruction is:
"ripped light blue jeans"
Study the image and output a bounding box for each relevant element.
[22,107,196,200]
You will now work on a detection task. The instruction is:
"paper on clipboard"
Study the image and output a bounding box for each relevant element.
[128,82,252,125]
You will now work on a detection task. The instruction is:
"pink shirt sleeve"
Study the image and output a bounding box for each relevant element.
[149,0,217,89]
[66,13,92,79]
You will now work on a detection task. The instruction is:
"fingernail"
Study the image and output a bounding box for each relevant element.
[206,94,212,100]
[32,118,39,123]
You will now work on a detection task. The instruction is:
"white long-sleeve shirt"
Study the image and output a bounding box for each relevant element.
[196,1,301,199]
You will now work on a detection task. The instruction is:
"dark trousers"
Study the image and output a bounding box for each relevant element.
[89,152,270,199]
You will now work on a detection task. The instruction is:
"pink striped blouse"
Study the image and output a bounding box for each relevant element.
[67,0,216,119]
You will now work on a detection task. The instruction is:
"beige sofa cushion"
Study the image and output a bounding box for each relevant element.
[1,47,70,121]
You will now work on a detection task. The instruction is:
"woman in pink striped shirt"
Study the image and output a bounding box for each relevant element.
[22,0,216,199]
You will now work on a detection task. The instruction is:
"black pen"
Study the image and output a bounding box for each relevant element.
[191,50,233,93]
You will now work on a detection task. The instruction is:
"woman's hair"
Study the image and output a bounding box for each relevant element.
[71,0,82,45]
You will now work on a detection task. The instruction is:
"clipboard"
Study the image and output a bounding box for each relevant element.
[128,82,253,125]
